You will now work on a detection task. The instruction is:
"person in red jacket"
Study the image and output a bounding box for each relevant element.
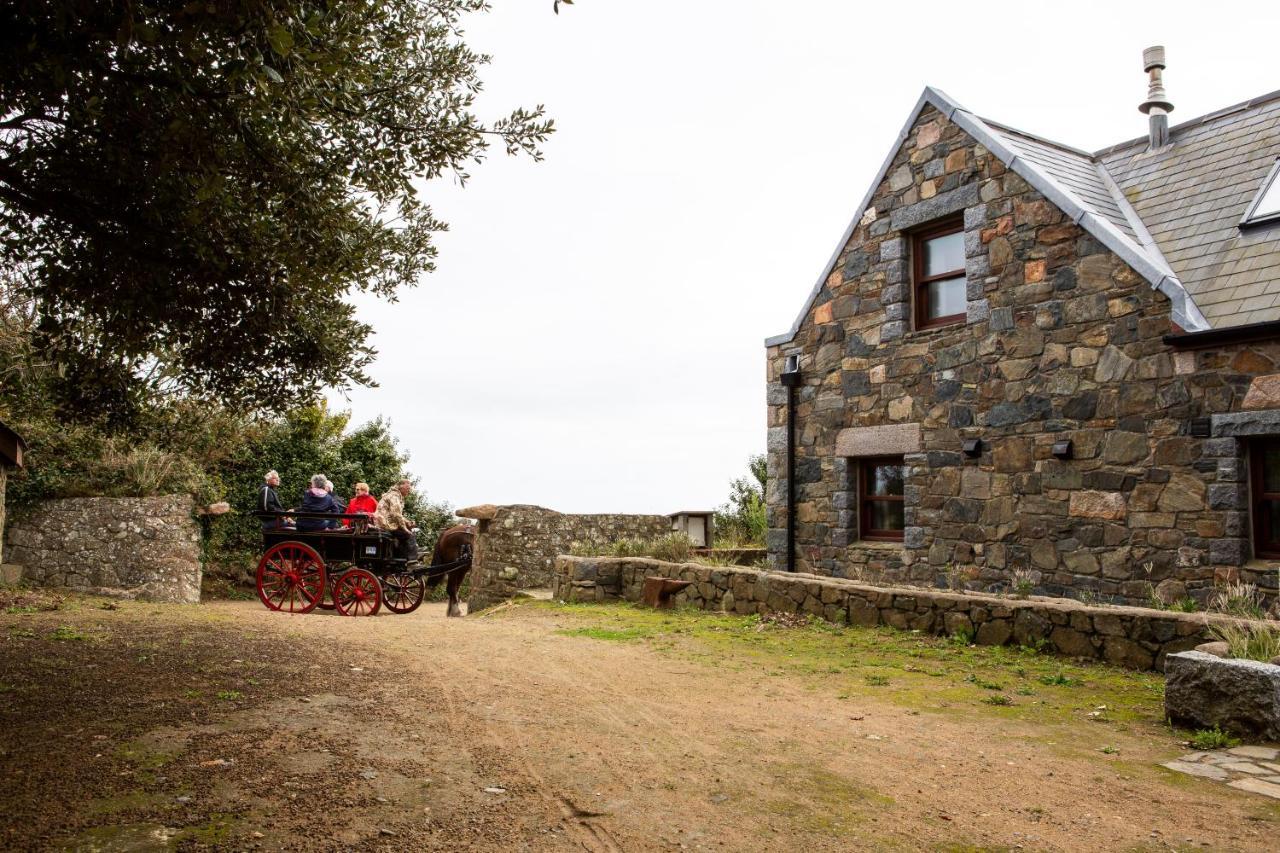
[344,481,378,527]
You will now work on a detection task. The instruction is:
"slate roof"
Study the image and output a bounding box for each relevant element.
[1098,93,1280,327]
[769,87,1280,345]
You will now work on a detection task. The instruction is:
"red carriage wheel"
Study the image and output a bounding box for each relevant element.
[381,573,427,614]
[333,568,382,617]
[256,542,326,614]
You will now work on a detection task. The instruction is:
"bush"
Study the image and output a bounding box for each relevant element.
[1190,725,1240,750]
[1209,620,1280,663]
[1210,581,1266,619]
[570,533,694,563]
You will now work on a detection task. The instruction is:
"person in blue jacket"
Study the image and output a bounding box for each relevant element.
[296,474,341,531]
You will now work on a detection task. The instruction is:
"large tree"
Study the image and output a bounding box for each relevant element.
[0,1,551,419]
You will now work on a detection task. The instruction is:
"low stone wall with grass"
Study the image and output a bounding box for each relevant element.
[549,555,1247,671]
[3,494,201,603]
[460,504,672,611]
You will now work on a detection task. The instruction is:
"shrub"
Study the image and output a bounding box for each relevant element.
[1209,620,1280,663]
[1189,725,1240,750]
[1210,581,1266,619]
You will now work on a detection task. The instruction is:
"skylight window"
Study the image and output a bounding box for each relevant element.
[1241,160,1280,227]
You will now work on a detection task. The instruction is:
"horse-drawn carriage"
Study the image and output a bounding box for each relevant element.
[253,512,473,617]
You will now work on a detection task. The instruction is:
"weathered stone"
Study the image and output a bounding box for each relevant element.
[6,495,201,603]
[835,423,922,456]
[1102,431,1149,465]
[1069,491,1126,520]
[1195,641,1230,657]
[975,619,1012,646]
[1165,651,1280,741]
[993,438,1034,473]
[1156,474,1206,512]
[1095,346,1134,383]
[1243,374,1280,410]
[1154,579,1190,605]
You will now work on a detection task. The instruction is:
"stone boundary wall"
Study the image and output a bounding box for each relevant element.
[548,555,1254,671]
[461,504,671,611]
[4,494,201,603]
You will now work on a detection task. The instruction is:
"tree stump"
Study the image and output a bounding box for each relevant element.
[641,576,693,609]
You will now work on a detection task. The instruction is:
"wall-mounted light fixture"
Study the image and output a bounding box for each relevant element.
[961,438,982,458]
[781,354,802,387]
[1051,439,1074,460]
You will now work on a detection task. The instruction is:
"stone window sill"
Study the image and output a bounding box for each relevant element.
[1245,558,1280,571]
[851,540,904,551]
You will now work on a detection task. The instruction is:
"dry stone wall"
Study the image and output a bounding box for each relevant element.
[552,555,1229,671]
[461,504,671,611]
[764,102,1280,606]
[4,494,201,603]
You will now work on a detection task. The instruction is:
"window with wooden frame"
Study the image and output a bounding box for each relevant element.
[860,457,905,541]
[1250,438,1280,558]
[913,217,966,328]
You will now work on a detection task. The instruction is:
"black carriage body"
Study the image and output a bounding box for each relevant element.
[262,527,396,571]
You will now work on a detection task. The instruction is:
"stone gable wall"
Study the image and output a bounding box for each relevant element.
[764,103,1280,605]
[552,555,1230,671]
[3,494,201,603]
[463,504,671,611]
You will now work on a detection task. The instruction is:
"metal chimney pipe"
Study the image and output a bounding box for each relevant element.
[1139,45,1174,149]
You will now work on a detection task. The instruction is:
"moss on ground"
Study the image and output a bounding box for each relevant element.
[540,600,1173,742]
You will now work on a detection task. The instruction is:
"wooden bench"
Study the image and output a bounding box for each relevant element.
[640,576,693,609]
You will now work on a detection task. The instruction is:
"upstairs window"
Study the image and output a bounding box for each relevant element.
[1241,159,1280,228]
[913,218,966,328]
[860,457,905,541]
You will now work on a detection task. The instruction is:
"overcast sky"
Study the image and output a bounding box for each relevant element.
[329,1,1278,514]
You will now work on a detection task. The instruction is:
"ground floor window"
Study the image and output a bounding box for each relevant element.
[860,456,905,541]
[1251,438,1280,558]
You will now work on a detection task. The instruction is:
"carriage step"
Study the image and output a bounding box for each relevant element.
[640,576,693,609]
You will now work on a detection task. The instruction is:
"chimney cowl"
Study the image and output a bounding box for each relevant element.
[1139,45,1174,149]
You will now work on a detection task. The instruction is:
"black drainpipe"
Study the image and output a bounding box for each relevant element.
[780,355,802,572]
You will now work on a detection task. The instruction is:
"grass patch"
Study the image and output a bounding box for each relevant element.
[49,625,88,642]
[523,601,1168,734]
[215,690,243,701]
[1209,620,1280,663]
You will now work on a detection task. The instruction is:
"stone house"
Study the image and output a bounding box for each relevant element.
[0,420,26,583]
[763,48,1280,605]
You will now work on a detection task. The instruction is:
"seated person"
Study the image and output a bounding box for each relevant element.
[374,479,419,562]
[344,482,378,528]
[259,470,293,530]
[296,474,341,531]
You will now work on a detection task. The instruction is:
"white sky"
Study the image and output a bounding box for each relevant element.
[330,1,1278,514]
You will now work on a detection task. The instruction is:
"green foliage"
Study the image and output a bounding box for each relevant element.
[569,533,694,563]
[1209,581,1266,619]
[1208,620,1280,663]
[1189,725,1240,750]
[204,404,455,578]
[1,0,552,418]
[714,454,767,547]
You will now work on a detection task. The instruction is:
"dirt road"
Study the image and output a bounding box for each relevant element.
[2,596,1277,851]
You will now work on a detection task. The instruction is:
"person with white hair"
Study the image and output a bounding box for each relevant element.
[324,478,347,515]
[259,470,289,530]
[297,473,341,531]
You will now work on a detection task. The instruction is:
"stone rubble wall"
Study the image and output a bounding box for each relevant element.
[3,494,201,603]
[763,101,1280,606]
[551,554,1236,671]
[0,466,10,584]
[462,504,671,611]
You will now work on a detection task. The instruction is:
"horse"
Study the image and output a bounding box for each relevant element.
[425,524,474,617]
